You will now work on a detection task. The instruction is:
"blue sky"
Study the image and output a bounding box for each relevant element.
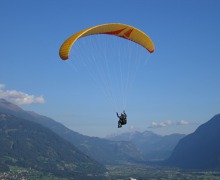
[1,0,220,137]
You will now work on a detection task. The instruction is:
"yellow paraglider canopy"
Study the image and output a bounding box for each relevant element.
[59,23,154,60]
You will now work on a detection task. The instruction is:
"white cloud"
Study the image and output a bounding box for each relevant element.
[159,120,173,127]
[149,120,189,129]
[177,120,189,125]
[0,83,45,105]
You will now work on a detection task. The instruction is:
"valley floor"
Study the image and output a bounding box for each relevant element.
[106,164,220,180]
[1,164,220,180]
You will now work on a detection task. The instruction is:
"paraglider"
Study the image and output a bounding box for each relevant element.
[117,110,127,128]
[59,23,154,128]
[59,23,154,60]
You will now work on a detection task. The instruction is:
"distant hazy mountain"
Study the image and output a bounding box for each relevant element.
[107,131,185,161]
[166,114,220,170]
[0,113,106,178]
[0,99,143,164]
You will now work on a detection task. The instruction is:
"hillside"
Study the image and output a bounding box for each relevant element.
[0,98,143,164]
[0,113,106,178]
[107,131,185,161]
[166,114,220,170]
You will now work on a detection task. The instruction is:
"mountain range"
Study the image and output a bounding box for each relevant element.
[166,113,220,170]
[1,98,220,171]
[107,131,185,161]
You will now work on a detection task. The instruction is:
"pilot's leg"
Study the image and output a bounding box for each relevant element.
[118,121,121,128]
